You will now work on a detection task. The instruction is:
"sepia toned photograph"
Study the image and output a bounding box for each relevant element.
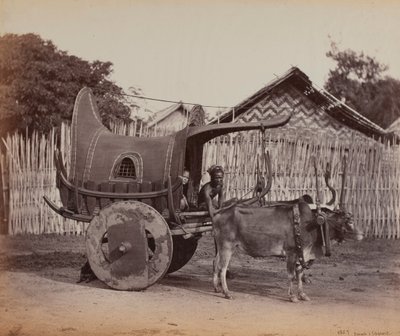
[0,1,399,335]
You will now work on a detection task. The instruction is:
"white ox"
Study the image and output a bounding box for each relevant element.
[212,196,363,302]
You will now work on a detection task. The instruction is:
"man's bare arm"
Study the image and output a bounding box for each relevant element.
[205,192,215,218]
[217,189,224,209]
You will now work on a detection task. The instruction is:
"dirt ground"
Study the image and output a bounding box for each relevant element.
[0,233,399,336]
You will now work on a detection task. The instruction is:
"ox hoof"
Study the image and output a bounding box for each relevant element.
[289,295,299,303]
[224,293,233,300]
[298,293,310,301]
[214,287,222,293]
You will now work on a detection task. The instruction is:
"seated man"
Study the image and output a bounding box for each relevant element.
[179,169,190,211]
[198,165,225,218]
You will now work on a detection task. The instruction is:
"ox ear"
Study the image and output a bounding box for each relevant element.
[302,194,314,204]
[312,157,321,208]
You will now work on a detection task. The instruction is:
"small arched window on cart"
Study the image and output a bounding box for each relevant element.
[111,153,143,182]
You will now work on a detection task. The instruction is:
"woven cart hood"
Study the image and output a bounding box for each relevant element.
[69,88,187,187]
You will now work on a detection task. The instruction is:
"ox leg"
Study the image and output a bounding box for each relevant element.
[219,245,234,299]
[296,264,310,301]
[287,253,299,303]
[214,238,234,281]
[213,253,222,293]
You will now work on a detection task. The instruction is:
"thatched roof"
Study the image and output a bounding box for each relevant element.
[212,67,386,139]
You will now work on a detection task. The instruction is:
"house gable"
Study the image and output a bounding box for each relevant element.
[148,103,189,132]
[235,83,366,139]
[214,67,386,140]
[155,109,187,129]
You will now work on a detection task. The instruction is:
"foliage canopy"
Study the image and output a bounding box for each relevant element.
[324,42,400,129]
[0,33,131,134]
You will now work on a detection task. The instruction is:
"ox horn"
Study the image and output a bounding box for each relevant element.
[252,154,264,196]
[262,150,272,197]
[339,156,347,211]
[313,157,321,212]
[314,157,331,257]
[324,162,336,206]
[242,129,272,206]
[258,125,272,198]
[247,151,272,205]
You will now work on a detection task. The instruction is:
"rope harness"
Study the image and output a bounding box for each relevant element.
[293,203,331,271]
[292,205,309,270]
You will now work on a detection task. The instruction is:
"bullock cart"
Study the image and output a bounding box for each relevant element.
[44,88,290,291]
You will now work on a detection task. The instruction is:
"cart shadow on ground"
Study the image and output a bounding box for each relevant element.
[2,237,399,305]
[2,248,398,306]
[1,250,294,301]
[161,260,295,303]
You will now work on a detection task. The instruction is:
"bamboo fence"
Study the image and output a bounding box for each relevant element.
[1,124,399,238]
[203,129,400,239]
[0,124,83,235]
[0,120,180,235]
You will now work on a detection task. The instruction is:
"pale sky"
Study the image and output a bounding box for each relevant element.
[1,0,400,113]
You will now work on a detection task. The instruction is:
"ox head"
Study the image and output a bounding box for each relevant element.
[313,158,363,256]
[322,208,363,242]
[321,159,363,241]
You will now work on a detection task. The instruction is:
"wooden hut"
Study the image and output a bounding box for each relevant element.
[147,102,190,134]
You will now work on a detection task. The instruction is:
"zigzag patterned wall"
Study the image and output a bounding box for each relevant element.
[235,85,365,139]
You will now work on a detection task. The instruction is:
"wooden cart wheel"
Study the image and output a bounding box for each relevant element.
[167,235,199,274]
[86,200,173,290]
